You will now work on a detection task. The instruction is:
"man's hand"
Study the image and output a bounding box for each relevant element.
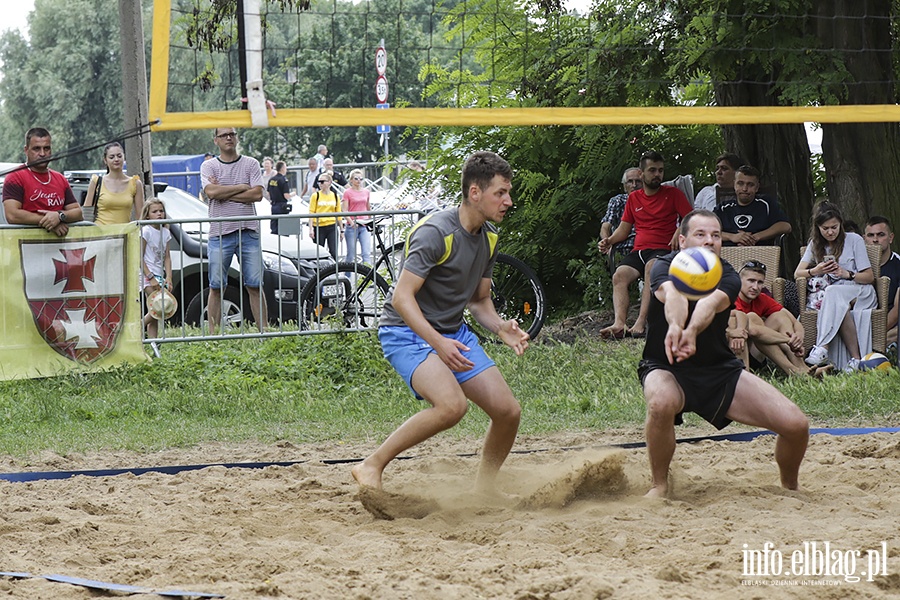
[664,323,684,364]
[598,237,611,254]
[727,325,748,354]
[673,327,699,362]
[37,210,68,236]
[497,319,529,356]
[433,336,475,372]
[732,231,759,246]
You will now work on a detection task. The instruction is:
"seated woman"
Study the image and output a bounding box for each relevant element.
[795,202,875,372]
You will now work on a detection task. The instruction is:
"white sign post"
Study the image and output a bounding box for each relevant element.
[375,41,389,157]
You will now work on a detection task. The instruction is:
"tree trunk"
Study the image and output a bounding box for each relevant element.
[816,0,900,229]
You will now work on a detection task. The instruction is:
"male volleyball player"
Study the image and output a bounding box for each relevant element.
[352,151,529,493]
[638,210,809,498]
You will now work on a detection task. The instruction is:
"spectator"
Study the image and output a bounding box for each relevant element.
[342,168,372,263]
[267,161,293,235]
[598,167,642,267]
[313,144,328,170]
[598,151,693,338]
[84,142,145,225]
[795,202,875,372]
[693,152,742,211]
[308,171,342,260]
[200,127,268,332]
[261,156,276,201]
[733,260,827,376]
[714,165,791,246]
[300,157,319,201]
[865,216,900,342]
[2,127,82,235]
[316,157,348,188]
[140,198,173,341]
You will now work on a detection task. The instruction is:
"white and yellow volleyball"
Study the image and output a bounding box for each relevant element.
[859,352,892,372]
[668,247,723,300]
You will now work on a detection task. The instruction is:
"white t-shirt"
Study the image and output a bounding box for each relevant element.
[142,225,172,288]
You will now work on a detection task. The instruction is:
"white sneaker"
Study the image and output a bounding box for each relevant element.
[805,345,829,366]
[844,358,860,374]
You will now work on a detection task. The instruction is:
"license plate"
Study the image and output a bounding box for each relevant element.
[321,284,340,297]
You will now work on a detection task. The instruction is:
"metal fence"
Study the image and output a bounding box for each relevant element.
[140,208,421,353]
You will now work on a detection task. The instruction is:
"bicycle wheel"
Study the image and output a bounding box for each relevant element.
[299,262,390,330]
[468,253,546,342]
[374,242,407,288]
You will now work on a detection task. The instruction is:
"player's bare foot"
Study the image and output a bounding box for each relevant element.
[644,484,668,499]
[351,461,383,490]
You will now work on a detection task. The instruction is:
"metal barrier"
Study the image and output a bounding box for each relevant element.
[140,208,422,351]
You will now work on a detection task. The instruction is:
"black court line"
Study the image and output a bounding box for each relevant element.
[0,427,897,484]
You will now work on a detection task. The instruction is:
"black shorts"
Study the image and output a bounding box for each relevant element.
[638,358,744,430]
[619,249,670,275]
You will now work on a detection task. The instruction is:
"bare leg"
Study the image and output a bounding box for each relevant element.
[836,311,862,359]
[352,355,468,490]
[630,259,656,335]
[207,288,222,333]
[642,370,685,498]
[725,371,809,490]
[246,286,268,332]
[460,367,522,491]
[601,265,639,336]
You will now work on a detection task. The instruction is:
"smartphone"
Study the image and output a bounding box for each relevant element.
[824,254,835,263]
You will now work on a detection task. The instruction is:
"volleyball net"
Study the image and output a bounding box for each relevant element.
[149,0,900,131]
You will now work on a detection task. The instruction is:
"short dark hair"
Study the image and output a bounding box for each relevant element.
[866,215,893,232]
[25,127,51,146]
[716,152,743,170]
[679,209,721,236]
[461,151,512,200]
[640,151,664,170]
[275,160,286,171]
[736,164,761,179]
[740,260,767,277]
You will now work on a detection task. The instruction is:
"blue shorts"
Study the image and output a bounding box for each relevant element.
[378,324,496,399]
[208,229,263,289]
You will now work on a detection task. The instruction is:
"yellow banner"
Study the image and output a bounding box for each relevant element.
[0,224,148,380]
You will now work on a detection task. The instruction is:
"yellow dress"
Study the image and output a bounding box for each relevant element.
[95,176,140,225]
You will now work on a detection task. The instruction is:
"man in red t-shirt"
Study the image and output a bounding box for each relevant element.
[598,151,692,338]
[731,260,823,376]
[2,127,82,237]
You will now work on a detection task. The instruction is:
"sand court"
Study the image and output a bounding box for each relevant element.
[2,429,900,598]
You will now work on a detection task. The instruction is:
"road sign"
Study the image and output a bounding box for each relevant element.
[376,103,390,109]
[375,75,389,103]
[375,46,387,76]
[377,125,391,134]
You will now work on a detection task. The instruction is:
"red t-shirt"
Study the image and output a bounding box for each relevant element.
[1,166,77,213]
[735,292,783,319]
[621,185,693,251]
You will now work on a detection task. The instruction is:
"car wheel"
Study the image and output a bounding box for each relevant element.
[184,287,249,329]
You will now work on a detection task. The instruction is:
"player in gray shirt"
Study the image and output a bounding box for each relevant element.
[352,151,530,499]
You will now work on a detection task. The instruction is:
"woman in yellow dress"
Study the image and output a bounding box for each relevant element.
[85,142,144,225]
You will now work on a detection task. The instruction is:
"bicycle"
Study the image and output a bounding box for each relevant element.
[298,213,546,340]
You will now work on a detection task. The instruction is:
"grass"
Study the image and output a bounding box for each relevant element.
[0,333,898,458]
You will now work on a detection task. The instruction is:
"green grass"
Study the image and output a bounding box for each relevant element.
[0,334,898,457]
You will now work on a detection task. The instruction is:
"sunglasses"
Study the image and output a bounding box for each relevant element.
[215,132,237,139]
[741,260,767,273]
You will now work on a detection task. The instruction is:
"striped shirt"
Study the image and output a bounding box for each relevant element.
[201,155,264,237]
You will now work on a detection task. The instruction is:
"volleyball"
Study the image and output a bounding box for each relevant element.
[858,352,892,372]
[148,289,178,320]
[668,247,723,300]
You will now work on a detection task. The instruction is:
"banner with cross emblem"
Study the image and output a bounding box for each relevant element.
[0,224,146,380]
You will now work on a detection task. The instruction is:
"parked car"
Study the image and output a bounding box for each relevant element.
[66,172,334,327]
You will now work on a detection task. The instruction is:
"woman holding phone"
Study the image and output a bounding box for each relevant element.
[795,201,875,372]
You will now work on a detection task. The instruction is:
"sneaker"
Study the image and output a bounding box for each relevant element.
[844,357,860,374]
[805,345,829,366]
